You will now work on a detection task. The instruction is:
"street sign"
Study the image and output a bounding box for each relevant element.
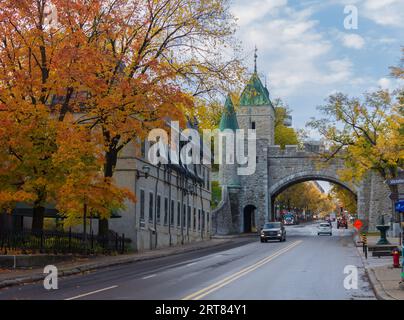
[353,219,363,230]
[395,200,404,212]
[386,178,404,186]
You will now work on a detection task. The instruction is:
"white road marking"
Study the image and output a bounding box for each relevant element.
[141,274,157,280]
[186,262,197,267]
[65,285,118,300]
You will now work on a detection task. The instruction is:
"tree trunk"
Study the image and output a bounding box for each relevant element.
[32,205,45,233]
[98,148,118,237]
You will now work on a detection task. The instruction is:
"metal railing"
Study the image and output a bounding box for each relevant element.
[0,229,128,255]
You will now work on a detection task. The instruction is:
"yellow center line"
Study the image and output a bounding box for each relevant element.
[182,240,302,300]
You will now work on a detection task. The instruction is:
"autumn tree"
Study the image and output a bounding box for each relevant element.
[275,181,335,216]
[0,0,244,235]
[309,49,403,192]
[308,90,403,193]
[63,0,244,235]
[273,99,300,148]
[330,184,357,214]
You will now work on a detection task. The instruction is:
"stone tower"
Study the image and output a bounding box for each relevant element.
[236,68,275,232]
[216,59,275,233]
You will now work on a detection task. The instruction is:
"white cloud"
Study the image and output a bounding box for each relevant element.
[232,3,359,97]
[231,0,287,27]
[377,77,404,91]
[339,33,365,49]
[335,0,404,27]
[362,0,404,27]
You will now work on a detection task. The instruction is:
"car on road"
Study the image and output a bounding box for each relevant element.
[317,222,332,236]
[260,222,286,242]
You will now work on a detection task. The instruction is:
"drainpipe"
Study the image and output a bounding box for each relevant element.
[167,166,172,246]
[180,176,185,245]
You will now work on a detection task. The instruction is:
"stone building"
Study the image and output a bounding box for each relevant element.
[213,66,397,234]
[108,125,212,251]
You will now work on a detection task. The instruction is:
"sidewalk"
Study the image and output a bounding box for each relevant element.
[354,234,404,300]
[0,238,232,289]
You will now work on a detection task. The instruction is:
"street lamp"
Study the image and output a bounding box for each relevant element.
[136,165,150,179]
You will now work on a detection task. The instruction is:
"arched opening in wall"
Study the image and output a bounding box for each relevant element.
[271,178,357,225]
[243,205,257,233]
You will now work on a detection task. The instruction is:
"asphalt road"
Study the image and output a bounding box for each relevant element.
[0,222,375,300]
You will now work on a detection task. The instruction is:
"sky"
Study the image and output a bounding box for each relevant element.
[230,0,403,136]
[229,0,403,193]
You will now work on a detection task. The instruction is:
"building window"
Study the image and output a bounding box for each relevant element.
[202,210,205,231]
[140,189,145,228]
[193,208,196,231]
[183,204,186,229]
[187,205,191,230]
[177,201,181,227]
[206,212,210,232]
[170,200,175,225]
[198,209,201,231]
[207,170,210,191]
[251,121,256,129]
[149,192,154,222]
[164,197,168,225]
[156,195,161,224]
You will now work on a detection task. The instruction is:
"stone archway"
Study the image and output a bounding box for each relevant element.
[243,205,257,233]
[268,171,358,221]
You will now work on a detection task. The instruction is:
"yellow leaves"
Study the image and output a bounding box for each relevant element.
[0,190,36,212]
[276,182,336,214]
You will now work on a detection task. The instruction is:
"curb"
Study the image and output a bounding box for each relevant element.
[0,239,233,290]
[353,238,396,300]
[365,267,397,300]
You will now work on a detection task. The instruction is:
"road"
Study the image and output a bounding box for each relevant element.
[0,222,375,300]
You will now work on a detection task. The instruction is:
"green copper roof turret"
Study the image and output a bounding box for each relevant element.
[239,72,273,107]
[219,95,239,131]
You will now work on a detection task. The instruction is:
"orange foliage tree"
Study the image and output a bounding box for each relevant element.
[0,0,243,234]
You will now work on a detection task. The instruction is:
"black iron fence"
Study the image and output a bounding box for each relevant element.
[0,229,128,255]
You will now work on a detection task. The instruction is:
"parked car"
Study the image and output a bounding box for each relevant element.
[260,222,286,242]
[317,222,332,236]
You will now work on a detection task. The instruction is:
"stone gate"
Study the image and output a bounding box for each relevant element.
[212,67,395,235]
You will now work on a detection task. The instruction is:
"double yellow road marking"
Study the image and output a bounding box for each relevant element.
[182,240,303,300]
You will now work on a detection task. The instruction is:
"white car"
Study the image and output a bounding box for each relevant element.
[317,222,332,236]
